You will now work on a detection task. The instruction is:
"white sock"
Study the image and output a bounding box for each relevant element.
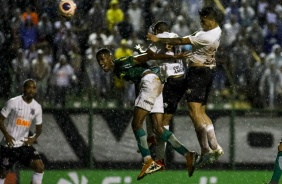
[164,125,169,130]
[32,172,44,184]
[196,124,210,154]
[0,178,5,184]
[207,124,219,150]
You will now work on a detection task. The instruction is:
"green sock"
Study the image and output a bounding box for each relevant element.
[134,128,150,157]
[160,129,188,156]
[270,151,282,182]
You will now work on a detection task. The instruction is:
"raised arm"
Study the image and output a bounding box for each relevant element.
[146,33,191,45]
[133,51,191,64]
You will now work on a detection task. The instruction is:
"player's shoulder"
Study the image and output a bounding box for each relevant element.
[156,32,179,38]
[31,99,42,108]
[7,96,22,104]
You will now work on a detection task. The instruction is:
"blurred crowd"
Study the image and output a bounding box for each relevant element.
[0,0,282,109]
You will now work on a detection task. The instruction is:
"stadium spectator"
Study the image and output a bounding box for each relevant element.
[11,49,30,96]
[116,14,134,40]
[19,18,38,50]
[30,49,50,105]
[171,15,191,37]
[87,1,106,33]
[37,13,54,44]
[106,0,124,32]
[51,54,75,108]
[21,6,39,26]
[127,1,143,34]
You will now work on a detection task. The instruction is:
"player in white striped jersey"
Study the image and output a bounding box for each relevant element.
[147,6,224,167]
[137,21,190,170]
[0,79,44,184]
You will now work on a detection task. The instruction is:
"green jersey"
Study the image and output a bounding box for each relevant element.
[113,56,153,83]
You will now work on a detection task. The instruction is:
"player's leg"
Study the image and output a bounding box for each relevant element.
[150,112,198,177]
[0,146,16,184]
[17,146,44,184]
[30,159,44,184]
[202,70,224,160]
[268,142,282,184]
[134,73,163,180]
[154,76,187,168]
[185,67,216,167]
[187,101,210,154]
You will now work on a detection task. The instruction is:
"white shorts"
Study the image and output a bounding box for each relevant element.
[135,73,164,113]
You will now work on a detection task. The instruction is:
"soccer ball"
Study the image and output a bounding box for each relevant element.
[58,0,77,18]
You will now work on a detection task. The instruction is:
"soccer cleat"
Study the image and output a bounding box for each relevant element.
[137,158,162,180]
[155,159,166,171]
[214,145,224,161]
[137,135,157,153]
[185,151,199,177]
[195,150,215,168]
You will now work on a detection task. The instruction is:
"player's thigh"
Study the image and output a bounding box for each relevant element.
[0,146,18,171]
[185,67,214,104]
[163,76,186,114]
[17,146,42,168]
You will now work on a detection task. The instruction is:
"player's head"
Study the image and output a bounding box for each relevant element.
[96,48,114,72]
[198,6,219,30]
[151,21,169,35]
[22,79,37,100]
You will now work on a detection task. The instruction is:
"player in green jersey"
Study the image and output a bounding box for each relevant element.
[96,48,198,180]
[268,140,282,184]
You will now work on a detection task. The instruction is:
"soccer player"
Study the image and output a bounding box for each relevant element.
[268,141,282,184]
[96,48,198,180]
[146,6,224,167]
[136,21,189,169]
[0,79,44,184]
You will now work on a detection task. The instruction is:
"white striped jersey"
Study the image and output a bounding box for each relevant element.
[1,95,42,147]
[186,26,222,66]
[149,32,185,81]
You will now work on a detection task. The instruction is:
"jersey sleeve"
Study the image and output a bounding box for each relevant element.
[187,32,213,46]
[1,99,13,118]
[33,105,43,125]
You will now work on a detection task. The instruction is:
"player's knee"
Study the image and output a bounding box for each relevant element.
[33,161,44,173]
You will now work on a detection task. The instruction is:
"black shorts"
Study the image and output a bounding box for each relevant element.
[184,66,215,105]
[0,145,42,170]
[163,75,187,114]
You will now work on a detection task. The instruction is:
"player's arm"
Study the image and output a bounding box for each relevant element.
[24,124,42,146]
[133,51,190,64]
[147,33,191,45]
[0,114,15,147]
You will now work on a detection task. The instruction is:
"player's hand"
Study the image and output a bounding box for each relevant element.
[146,33,159,42]
[173,51,192,59]
[5,134,15,148]
[23,135,37,146]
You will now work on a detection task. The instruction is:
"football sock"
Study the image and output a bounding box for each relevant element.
[0,178,5,184]
[155,125,170,160]
[270,151,282,182]
[160,129,188,156]
[32,172,44,184]
[207,124,219,150]
[196,124,210,154]
[134,128,151,158]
